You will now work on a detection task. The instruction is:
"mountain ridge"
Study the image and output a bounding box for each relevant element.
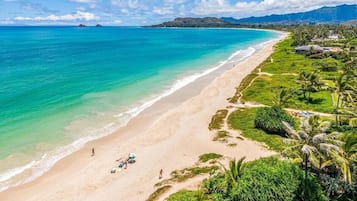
[226,4,357,24]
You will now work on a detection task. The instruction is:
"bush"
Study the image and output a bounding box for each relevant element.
[254,106,295,136]
[199,153,223,163]
[205,157,327,201]
[209,110,228,130]
[166,190,197,201]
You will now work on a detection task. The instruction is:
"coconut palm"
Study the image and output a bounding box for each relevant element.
[334,72,357,126]
[282,116,351,183]
[298,71,323,103]
[341,133,357,165]
[273,88,295,108]
[219,157,246,193]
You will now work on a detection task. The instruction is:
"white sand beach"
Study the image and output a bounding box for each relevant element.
[0,33,287,201]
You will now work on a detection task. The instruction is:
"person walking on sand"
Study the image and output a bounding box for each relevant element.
[159,169,163,179]
[124,160,128,169]
[91,147,95,156]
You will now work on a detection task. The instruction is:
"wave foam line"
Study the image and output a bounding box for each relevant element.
[0,45,257,192]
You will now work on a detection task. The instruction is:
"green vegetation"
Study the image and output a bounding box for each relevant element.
[156,166,219,187]
[212,130,230,142]
[254,106,295,135]
[282,116,351,183]
[166,190,198,201]
[334,71,357,127]
[164,26,357,201]
[146,185,172,201]
[229,70,259,103]
[228,108,286,152]
[242,37,337,113]
[208,109,228,130]
[166,157,327,201]
[199,153,223,163]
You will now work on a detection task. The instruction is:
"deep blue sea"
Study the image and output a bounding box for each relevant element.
[0,26,279,190]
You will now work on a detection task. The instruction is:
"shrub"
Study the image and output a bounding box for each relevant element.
[254,106,295,136]
[204,157,327,201]
[146,185,172,201]
[166,190,197,201]
[209,110,228,130]
[199,153,223,163]
[229,157,327,201]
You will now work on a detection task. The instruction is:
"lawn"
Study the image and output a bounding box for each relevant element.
[228,107,287,152]
[241,36,338,114]
[243,75,334,113]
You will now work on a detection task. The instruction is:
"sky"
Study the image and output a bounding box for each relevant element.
[0,0,356,26]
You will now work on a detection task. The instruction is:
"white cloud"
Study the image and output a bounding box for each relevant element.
[14,11,99,21]
[153,6,174,15]
[191,0,357,18]
[111,0,144,9]
[113,19,122,24]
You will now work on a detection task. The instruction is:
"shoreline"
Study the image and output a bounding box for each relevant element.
[0,31,275,192]
[0,32,287,201]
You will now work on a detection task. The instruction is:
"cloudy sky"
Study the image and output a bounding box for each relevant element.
[0,0,356,25]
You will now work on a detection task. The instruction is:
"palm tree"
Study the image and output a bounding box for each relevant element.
[341,133,357,179]
[282,116,351,183]
[334,72,357,126]
[298,71,323,103]
[219,157,246,193]
[273,88,295,108]
[196,184,206,201]
[227,157,246,183]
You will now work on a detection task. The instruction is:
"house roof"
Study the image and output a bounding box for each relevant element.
[295,45,323,51]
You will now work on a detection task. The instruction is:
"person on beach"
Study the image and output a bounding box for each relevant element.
[159,169,163,179]
[91,147,95,156]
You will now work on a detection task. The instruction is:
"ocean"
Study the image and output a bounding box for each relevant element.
[0,26,279,191]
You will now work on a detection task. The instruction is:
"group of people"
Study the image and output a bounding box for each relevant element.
[91,147,163,179]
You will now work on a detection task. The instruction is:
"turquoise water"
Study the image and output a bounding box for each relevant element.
[0,26,279,189]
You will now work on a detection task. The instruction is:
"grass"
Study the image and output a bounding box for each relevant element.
[240,37,338,114]
[199,153,223,163]
[229,72,259,103]
[213,130,231,142]
[146,185,172,201]
[166,190,197,201]
[208,109,228,130]
[228,107,287,152]
[243,75,334,113]
[155,166,219,187]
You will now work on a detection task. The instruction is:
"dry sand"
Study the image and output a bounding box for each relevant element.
[0,33,287,201]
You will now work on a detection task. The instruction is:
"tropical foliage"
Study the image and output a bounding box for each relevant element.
[168,157,326,201]
[165,25,357,201]
[254,105,295,135]
[297,70,324,103]
[282,116,351,181]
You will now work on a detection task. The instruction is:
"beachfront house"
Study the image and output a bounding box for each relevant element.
[328,34,340,40]
[295,45,342,54]
[295,45,323,54]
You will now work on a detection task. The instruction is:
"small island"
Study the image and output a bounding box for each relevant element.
[78,24,86,27]
[96,24,103,27]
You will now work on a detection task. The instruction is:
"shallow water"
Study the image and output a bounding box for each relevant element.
[0,26,279,191]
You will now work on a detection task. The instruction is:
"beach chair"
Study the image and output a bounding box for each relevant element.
[128,153,136,164]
